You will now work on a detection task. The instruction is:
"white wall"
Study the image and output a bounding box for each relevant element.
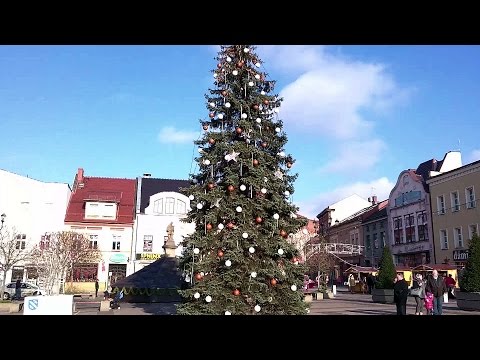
[0,169,71,284]
[329,194,372,224]
[440,151,462,172]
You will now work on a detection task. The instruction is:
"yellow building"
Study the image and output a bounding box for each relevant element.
[426,160,480,267]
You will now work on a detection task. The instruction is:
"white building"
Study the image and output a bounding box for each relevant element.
[0,169,71,286]
[132,175,195,273]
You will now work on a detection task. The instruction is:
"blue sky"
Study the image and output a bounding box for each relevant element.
[1,45,479,218]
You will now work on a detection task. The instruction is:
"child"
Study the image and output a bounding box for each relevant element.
[424,291,434,315]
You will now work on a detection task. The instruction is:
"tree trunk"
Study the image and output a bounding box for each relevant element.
[1,271,7,300]
[70,261,74,292]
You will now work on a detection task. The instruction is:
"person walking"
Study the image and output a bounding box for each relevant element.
[411,273,426,315]
[445,274,456,299]
[348,274,356,293]
[14,279,21,300]
[393,273,409,315]
[425,270,448,315]
[366,274,375,294]
[95,278,99,298]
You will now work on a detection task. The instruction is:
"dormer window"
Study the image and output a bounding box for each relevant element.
[85,201,117,220]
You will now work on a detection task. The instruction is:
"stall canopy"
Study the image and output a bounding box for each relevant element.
[344,266,378,274]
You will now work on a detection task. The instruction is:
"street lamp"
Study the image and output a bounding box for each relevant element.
[0,213,6,231]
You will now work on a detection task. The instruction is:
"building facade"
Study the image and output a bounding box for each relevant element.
[132,176,195,272]
[0,169,71,286]
[362,206,389,268]
[64,168,136,292]
[426,159,480,267]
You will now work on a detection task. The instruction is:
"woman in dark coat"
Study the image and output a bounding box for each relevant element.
[393,273,409,315]
[411,273,426,315]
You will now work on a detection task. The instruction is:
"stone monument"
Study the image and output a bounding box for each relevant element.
[163,222,177,257]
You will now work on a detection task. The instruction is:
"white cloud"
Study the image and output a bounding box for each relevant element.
[158,126,198,144]
[467,149,480,164]
[296,177,395,219]
[318,139,386,174]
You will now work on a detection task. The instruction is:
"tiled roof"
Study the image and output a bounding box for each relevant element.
[139,177,190,213]
[362,207,387,223]
[64,176,136,225]
[337,204,377,224]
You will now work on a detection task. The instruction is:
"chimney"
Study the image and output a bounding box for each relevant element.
[143,173,152,178]
[372,196,377,205]
[75,168,85,190]
[368,197,371,203]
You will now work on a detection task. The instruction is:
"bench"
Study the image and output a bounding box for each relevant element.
[304,289,323,302]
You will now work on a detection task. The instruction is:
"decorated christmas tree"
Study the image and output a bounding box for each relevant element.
[177,45,308,315]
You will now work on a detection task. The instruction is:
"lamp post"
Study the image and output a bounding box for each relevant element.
[0,213,5,231]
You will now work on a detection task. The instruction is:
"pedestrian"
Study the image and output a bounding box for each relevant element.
[425,270,448,315]
[366,274,375,294]
[95,278,99,298]
[393,273,408,315]
[445,274,456,299]
[411,273,426,315]
[348,274,356,293]
[14,279,21,300]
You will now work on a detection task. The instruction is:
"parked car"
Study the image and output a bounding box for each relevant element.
[2,282,45,300]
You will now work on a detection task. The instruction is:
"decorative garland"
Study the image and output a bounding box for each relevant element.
[112,287,179,297]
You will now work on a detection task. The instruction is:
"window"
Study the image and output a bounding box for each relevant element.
[372,223,376,231]
[379,232,385,248]
[354,233,359,245]
[40,233,51,250]
[451,191,460,212]
[366,235,371,250]
[176,200,186,214]
[165,197,175,214]
[454,227,463,248]
[85,202,117,220]
[466,187,476,209]
[469,224,478,239]
[373,233,378,249]
[405,214,415,243]
[393,217,403,245]
[69,264,98,282]
[380,221,384,229]
[15,234,26,250]
[417,211,428,242]
[437,195,445,215]
[143,235,153,252]
[440,229,448,250]
[112,234,121,251]
[89,234,98,249]
[153,199,163,214]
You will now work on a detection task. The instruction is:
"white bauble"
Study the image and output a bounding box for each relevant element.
[248,81,254,86]
[236,206,242,213]
[260,91,265,95]
[225,311,232,315]
[198,148,204,153]
[218,223,225,230]
[193,248,200,255]
[261,188,267,194]
[284,190,290,196]
[256,118,261,123]
[204,159,211,166]
[279,151,286,157]
[209,102,215,107]
[240,184,247,191]
[273,213,279,220]
[196,203,203,210]
[255,62,261,68]
[249,247,255,254]
[244,48,250,53]
[291,285,297,291]
[213,73,218,78]
[232,70,238,76]
[242,232,249,239]
[218,114,224,120]
[225,260,232,267]
[227,56,232,62]
[251,271,257,278]
[254,305,261,312]
[188,195,194,201]
[194,292,200,299]
[274,108,279,113]
[255,74,260,80]
[241,113,248,119]
[205,296,212,303]
[278,248,284,255]
[192,179,198,184]
[275,127,281,133]
[225,102,231,108]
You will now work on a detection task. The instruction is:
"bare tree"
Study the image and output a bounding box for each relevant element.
[304,236,335,290]
[0,226,34,300]
[31,231,102,295]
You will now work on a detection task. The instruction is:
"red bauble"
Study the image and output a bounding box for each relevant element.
[261,142,267,148]
[292,257,298,263]
[195,273,203,280]
[263,99,269,105]
[236,127,243,134]
[260,75,265,81]
[207,183,215,190]
[233,289,241,296]
[209,113,215,118]
[217,250,224,257]
[253,159,259,166]
[227,222,234,230]
[221,90,227,96]
[217,63,222,68]
[286,162,293,168]
[209,138,216,145]
[270,279,277,286]
[280,229,287,237]
[237,61,244,68]
[206,223,213,231]
[253,104,259,110]
[227,185,235,192]
[202,124,209,131]
[255,216,263,224]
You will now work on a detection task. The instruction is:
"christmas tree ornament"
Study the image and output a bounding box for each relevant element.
[277,248,284,255]
[261,142,267,148]
[270,278,277,286]
[236,206,242,213]
[218,114,224,119]
[306,309,310,314]
[261,188,267,194]
[225,260,232,267]
[260,90,265,95]
[227,56,232,62]
[225,102,231,108]
[248,81,254,86]
[290,212,297,218]
[225,311,232,315]
[253,159,259,166]
[209,138,215,145]
[202,124,209,130]
[194,292,200,299]
[291,285,297,291]
[278,151,286,157]
[255,62,261,67]
[206,223,213,230]
[249,247,255,254]
[263,99,269,105]
[195,273,203,280]
[275,127,281,133]
[205,295,212,303]
[196,203,203,210]
[274,170,284,179]
[217,249,224,257]
[236,127,243,134]
[203,159,211,166]
[255,216,263,224]
[233,289,241,296]
[244,47,250,53]
[241,113,248,119]
[188,195,194,201]
[302,229,308,235]
[192,179,198,184]
[251,271,257,278]
[193,248,200,255]
[256,118,261,123]
[209,102,215,107]
[211,198,221,208]
[240,184,247,191]
[287,162,292,168]
[227,185,235,192]
[217,63,222,68]
[264,177,268,183]
[227,222,234,229]
[255,74,260,80]
[253,104,259,110]
[280,229,287,237]
[209,112,215,118]
[225,150,240,162]
[273,213,279,220]
[213,73,218,78]
[232,70,238,76]
[218,223,225,230]
[237,60,244,68]
[284,190,290,196]
[274,108,279,113]
[221,90,227,96]
[198,148,204,153]
[242,232,249,239]
[254,305,261,312]
[207,183,215,190]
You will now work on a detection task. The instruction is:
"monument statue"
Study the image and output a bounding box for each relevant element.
[163,222,177,257]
